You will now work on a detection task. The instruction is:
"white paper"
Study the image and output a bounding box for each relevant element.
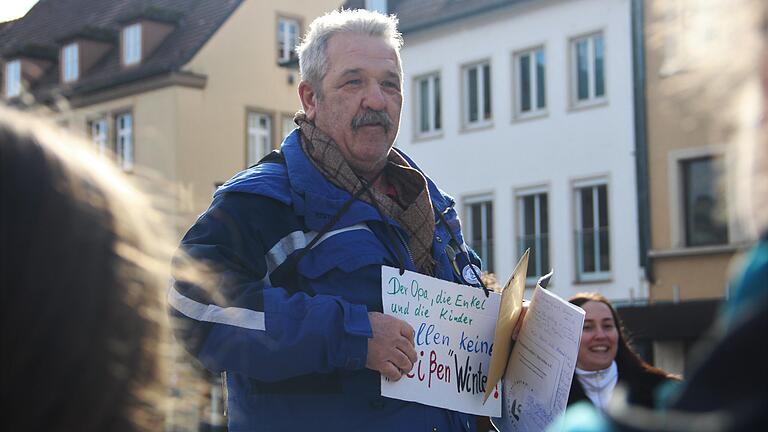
[380,266,502,416]
[493,287,585,432]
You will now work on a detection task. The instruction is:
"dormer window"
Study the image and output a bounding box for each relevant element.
[4,60,21,98]
[122,23,142,66]
[62,42,79,82]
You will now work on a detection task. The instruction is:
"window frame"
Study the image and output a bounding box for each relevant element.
[569,31,607,109]
[512,46,547,120]
[680,156,729,247]
[667,146,739,249]
[413,71,442,140]
[572,178,611,282]
[4,59,21,98]
[461,60,492,130]
[463,195,495,273]
[365,0,388,13]
[515,186,550,285]
[276,16,300,64]
[89,117,109,156]
[61,42,79,83]
[122,23,142,66]
[115,111,134,172]
[246,110,273,168]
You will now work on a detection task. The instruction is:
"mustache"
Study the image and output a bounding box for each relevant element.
[351,109,394,133]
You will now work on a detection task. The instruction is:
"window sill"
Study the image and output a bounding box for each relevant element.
[648,242,753,259]
[277,58,299,69]
[568,98,608,113]
[413,131,444,143]
[512,110,548,123]
[573,274,612,284]
[460,121,493,134]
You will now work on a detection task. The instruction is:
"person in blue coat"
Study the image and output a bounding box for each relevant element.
[169,9,485,432]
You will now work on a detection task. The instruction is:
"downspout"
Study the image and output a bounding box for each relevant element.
[631,0,654,284]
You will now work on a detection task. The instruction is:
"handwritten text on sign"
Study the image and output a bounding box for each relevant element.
[381,266,502,416]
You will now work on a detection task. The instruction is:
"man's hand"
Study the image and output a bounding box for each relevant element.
[366,312,417,381]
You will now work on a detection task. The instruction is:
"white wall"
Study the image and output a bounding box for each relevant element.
[397,0,642,301]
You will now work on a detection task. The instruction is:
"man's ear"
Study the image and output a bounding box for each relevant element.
[298,81,318,121]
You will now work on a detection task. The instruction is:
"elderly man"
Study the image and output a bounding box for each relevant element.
[170,9,484,431]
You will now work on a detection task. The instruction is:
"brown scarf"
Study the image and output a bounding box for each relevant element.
[295,112,436,275]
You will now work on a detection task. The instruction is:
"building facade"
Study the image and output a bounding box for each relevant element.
[392,0,643,302]
[626,0,758,375]
[1,0,341,234]
[1,1,342,429]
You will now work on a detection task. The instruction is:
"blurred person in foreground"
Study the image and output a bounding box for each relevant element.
[169,9,487,432]
[550,5,768,432]
[567,293,676,410]
[0,106,174,431]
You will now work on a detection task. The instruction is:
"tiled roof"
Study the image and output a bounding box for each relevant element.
[344,0,534,33]
[0,0,243,100]
[0,18,19,34]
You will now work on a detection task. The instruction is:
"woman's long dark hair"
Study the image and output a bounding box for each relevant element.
[0,108,175,431]
[569,292,674,381]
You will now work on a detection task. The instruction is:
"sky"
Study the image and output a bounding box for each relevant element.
[0,0,39,23]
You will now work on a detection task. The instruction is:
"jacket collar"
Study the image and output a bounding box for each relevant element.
[283,129,455,222]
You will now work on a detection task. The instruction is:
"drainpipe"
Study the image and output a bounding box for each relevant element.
[631,0,654,284]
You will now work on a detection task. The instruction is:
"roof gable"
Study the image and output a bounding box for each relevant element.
[0,0,243,101]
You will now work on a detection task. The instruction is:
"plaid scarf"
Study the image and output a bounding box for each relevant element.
[295,112,436,275]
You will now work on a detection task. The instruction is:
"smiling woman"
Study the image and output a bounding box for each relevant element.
[566,293,677,410]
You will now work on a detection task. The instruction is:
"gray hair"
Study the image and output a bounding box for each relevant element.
[297,9,403,97]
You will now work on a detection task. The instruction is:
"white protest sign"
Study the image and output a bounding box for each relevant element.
[380,266,502,416]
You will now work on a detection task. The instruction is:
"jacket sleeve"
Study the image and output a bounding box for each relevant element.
[169,192,372,382]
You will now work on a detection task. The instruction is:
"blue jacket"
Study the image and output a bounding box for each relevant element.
[170,130,483,431]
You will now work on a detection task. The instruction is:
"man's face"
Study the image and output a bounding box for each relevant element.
[301,33,403,179]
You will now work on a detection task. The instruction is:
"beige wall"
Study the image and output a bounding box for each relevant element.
[47,0,342,236]
[58,87,179,179]
[176,0,342,229]
[650,253,733,301]
[50,87,186,234]
[644,0,739,301]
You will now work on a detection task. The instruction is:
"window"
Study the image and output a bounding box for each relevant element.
[571,33,605,105]
[463,61,491,127]
[514,47,546,117]
[123,23,142,65]
[281,115,295,141]
[277,17,299,63]
[62,43,79,82]
[681,156,728,246]
[5,60,21,98]
[574,182,610,280]
[465,198,494,272]
[115,112,133,171]
[517,191,549,283]
[89,118,108,155]
[247,112,272,166]
[415,73,441,137]
[365,0,388,13]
